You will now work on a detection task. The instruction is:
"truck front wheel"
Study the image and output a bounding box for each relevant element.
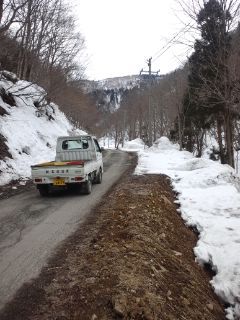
[38,185,49,197]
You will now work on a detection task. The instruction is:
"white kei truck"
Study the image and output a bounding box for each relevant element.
[31,135,103,196]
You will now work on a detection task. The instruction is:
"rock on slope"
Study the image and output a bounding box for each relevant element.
[83,75,141,113]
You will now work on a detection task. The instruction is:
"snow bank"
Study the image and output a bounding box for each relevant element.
[99,137,116,150]
[134,136,240,319]
[120,138,145,152]
[0,71,86,185]
[99,137,146,152]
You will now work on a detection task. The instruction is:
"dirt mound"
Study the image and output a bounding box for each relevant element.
[0,174,225,320]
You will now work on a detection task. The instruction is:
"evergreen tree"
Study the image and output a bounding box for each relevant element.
[183,0,234,165]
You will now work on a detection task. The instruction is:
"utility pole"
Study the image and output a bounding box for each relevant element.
[140,58,159,147]
[140,57,159,78]
[148,90,152,146]
[122,110,126,147]
[147,58,152,146]
[147,57,152,75]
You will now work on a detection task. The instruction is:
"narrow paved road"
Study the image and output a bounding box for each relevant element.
[0,150,132,310]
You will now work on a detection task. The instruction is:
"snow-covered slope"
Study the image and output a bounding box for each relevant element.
[97,75,140,90]
[129,136,240,320]
[0,71,86,186]
[83,75,140,92]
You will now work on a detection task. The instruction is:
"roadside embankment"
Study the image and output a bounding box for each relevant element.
[0,174,225,320]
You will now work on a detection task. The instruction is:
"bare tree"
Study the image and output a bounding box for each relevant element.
[0,0,28,34]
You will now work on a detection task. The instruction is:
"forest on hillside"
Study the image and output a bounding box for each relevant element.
[104,0,240,169]
[1,0,240,168]
[0,0,99,132]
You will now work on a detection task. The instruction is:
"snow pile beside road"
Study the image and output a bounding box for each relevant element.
[121,138,145,152]
[99,137,116,149]
[135,136,240,320]
[99,137,146,151]
[0,71,85,186]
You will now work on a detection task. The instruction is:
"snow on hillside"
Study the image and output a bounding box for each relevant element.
[0,71,86,186]
[97,75,140,90]
[128,137,240,319]
[84,75,140,92]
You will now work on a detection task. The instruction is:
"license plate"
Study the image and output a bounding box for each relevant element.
[53,178,65,186]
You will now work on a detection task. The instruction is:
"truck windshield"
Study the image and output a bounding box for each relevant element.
[62,139,89,150]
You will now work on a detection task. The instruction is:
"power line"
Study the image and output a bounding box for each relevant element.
[152,23,191,60]
[151,23,193,64]
[138,24,194,147]
[139,23,193,78]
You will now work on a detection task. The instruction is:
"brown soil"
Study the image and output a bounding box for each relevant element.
[0,174,225,320]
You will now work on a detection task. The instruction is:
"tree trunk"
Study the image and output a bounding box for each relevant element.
[178,114,183,151]
[224,108,234,168]
[217,117,225,164]
[186,123,193,153]
[25,63,32,81]
[0,0,3,24]
[153,107,156,142]
[196,130,205,157]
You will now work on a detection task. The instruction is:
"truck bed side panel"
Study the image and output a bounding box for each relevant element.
[55,150,97,162]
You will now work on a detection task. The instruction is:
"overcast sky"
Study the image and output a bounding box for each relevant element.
[73,0,194,80]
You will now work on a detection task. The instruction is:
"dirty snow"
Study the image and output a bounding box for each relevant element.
[134,136,240,320]
[0,72,86,185]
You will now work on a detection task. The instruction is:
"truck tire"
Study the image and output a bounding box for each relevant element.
[82,179,92,195]
[38,185,49,197]
[95,168,102,184]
